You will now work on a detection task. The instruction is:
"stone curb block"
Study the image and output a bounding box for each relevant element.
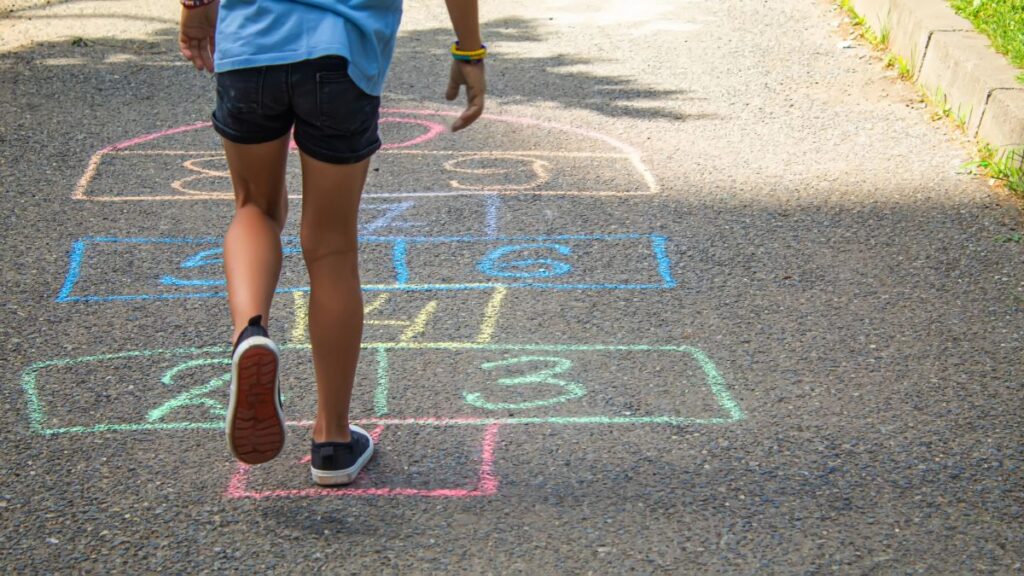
[918,32,1023,137]
[848,0,1024,149]
[888,0,972,76]
[978,90,1024,149]
[848,0,972,72]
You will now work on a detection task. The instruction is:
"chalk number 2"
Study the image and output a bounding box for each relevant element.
[463,356,586,410]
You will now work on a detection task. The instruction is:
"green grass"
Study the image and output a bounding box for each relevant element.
[922,85,973,128]
[949,0,1024,84]
[885,53,914,81]
[839,0,891,47]
[967,145,1024,194]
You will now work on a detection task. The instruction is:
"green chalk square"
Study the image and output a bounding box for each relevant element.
[370,343,744,425]
[19,345,355,436]
[21,346,232,436]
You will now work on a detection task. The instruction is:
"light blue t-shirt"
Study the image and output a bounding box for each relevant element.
[214,0,403,96]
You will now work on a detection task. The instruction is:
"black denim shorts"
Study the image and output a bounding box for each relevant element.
[212,56,381,164]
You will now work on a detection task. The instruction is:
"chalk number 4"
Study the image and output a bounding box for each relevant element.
[463,356,586,410]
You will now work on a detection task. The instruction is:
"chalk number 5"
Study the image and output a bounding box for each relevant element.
[463,356,586,410]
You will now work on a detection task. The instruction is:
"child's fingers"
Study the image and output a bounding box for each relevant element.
[445,80,460,101]
[178,37,195,62]
[445,62,461,101]
[188,39,205,70]
[451,63,485,132]
[198,38,215,72]
[178,32,214,72]
[452,90,483,132]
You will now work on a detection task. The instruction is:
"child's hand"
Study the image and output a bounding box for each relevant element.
[445,61,486,132]
[179,4,218,73]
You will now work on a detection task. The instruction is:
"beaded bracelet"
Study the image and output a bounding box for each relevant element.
[450,41,487,63]
[181,0,216,9]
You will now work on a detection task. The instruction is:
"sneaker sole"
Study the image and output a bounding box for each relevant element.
[310,425,375,486]
[226,336,285,465]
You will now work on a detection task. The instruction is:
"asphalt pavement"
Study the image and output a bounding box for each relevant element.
[1,0,1022,573]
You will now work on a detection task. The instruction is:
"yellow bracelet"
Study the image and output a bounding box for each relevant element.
[450,42,487,62]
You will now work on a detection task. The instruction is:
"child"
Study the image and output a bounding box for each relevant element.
[178,0,486,485]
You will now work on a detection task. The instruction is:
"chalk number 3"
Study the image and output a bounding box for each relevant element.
[463,356,586,410]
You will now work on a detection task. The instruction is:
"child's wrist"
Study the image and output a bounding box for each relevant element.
[454,38,483,52]
[451,41,486,63]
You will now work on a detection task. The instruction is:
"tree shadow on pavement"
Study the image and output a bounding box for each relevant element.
[389,17,711,122]
[0,16,710,131]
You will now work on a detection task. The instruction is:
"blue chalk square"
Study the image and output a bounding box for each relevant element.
[56,234,676,302]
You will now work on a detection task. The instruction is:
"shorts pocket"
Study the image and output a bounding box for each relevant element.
[316,70,379,134]
[216,68,263,114]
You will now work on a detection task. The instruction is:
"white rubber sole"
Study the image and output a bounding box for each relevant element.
[226,336,286,465]
[310,425,375,486]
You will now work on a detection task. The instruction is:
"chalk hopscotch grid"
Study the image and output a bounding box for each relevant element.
[55,234,678,303]
[43,110,743,499]
[19,342,745,437]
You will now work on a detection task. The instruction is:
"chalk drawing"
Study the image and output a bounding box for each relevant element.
[363,293,391,315]
[18,341,742,436]
[392,238,410,285]
[146,359,230,422]
[374,347,390,417]
[88,150,652,199]
[475,286,506,343]
[41,107,749,502]
[378,117,446,149]
[290,292,308,346]
[170,156,230,196]
[443,154,550,190]
[56,234,676,302]
[160,246,225,287]
[485,194,500,237]
[291,288,507,347]
[290,292,441,345]
[398,301,438,341]
[464,356,586,410]
[226,423,500,499]
[73,109,659,201]
[359,201,423,233]
[477,243,574,279]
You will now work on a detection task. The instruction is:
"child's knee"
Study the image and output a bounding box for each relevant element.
[235,191,287,230]
[300,227,359,266]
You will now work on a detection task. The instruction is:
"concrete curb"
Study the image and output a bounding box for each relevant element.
[848,0,1024,150]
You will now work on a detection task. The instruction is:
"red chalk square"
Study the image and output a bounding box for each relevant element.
[226,423,500,499]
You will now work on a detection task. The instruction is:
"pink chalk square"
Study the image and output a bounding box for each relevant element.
[226,423,500,499]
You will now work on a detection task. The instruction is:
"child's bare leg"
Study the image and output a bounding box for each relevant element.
[222,135,290,341]
[298,151,370,443]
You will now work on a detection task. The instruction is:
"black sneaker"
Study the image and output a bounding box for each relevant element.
[226,315,285,465]
[310,425,374,486]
